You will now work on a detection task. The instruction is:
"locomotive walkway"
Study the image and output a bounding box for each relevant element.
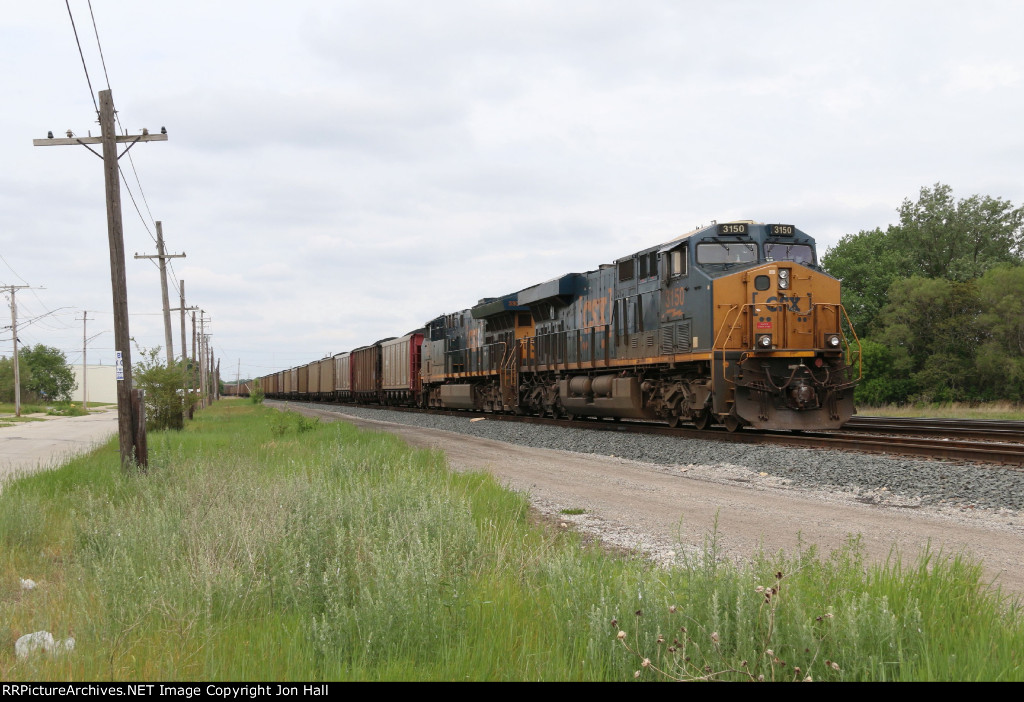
[0,408,118,486]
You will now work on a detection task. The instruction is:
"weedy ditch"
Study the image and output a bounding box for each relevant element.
[1,402,1021,680]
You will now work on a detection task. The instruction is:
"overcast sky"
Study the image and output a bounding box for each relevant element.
[2,1,1022,382]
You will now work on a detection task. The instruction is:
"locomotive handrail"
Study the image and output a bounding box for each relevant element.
[444,340,508,376]
[524,324,610,371]
[711,303,749,392]
[837,304,863,381]
[808,302,862,382]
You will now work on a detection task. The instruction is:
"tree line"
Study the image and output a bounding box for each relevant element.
[822,183,1024,405]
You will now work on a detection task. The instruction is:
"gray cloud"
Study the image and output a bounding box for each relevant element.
[3,1,1023,379]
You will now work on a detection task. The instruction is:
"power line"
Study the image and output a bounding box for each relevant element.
[64,0,99,115]
[87,0,113,91]
[119,163,157,244]
[0,252,29,285]
[1,254,75,319]
[120,154,159,233]
[168,259,182,298]
[82,0,160,244]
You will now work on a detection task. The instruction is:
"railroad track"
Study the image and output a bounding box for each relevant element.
[277,401,1024,467]
[843,416,1024,440]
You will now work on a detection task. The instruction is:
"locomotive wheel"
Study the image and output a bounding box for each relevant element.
[692,411,711,430]
[667,415,681,428]
[723,415,741,433]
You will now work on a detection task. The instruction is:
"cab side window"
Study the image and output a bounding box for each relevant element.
[669,247,687,277]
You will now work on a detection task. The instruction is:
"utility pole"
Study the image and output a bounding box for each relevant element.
[198,312,209,409]
[199,333,205,409]
[171,280,198,415]
[170,279,198,366]
[134,221,185,364]
[78,311,89,411]
[204,335,213,406]
[3,285,30,417]
[34,89,168,468]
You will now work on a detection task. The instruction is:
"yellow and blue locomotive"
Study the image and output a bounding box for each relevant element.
[264,220,860,432]
[420,221,860,430]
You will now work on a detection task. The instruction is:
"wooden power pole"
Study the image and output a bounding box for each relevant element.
[3,285,31,417]
[198,314,207,409]
[77,311,89,411]
[171,279,198,366]
[34,89,167,468]
[134,221,185,364]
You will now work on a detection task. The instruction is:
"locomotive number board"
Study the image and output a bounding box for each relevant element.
[769,224,795,236]
[717,223,748,236]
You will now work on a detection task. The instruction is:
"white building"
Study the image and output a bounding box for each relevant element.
[68,364,118,405]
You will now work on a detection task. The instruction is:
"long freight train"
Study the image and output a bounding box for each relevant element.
[256,221,861,431]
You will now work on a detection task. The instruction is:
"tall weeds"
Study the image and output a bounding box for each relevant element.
[1,403,1021,680]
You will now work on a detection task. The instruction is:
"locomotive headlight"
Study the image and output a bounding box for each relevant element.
[825,334,841,348]
[756,334,772,349]
[778,268,790,290]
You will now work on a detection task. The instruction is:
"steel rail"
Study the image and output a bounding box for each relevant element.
[843,416,1024,440]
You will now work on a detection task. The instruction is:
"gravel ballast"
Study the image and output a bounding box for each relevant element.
[285,402,1024,516]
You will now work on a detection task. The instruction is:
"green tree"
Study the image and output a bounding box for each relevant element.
[821,226,909,337]
[21,344,77,402]
[973,265,1024,398]
[853,339,916,406]
[873,277,982,402]
[133,346,191,431]
[250,377,265,404]
[894,183,1023,281]
[0,356,34,404]
[975,265,1024,355]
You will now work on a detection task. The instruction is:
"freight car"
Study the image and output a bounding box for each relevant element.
[262,221,860,431]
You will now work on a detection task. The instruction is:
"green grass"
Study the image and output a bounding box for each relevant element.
[858,400,1024,420]
[0,401,96,419]
[0,402,50,416]
[1,402,1022,681]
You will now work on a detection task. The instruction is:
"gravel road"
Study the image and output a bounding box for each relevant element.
[275,401,1024,597]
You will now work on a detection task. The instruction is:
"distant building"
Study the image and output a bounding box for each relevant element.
[68,364,118,404]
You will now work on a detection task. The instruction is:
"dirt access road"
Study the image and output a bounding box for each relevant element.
[289,403,1024,597]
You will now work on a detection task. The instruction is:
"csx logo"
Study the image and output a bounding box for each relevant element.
[764,295,805,314]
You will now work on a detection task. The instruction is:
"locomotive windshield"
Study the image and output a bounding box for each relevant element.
[764,243,814,265]
[696,242,758,265]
